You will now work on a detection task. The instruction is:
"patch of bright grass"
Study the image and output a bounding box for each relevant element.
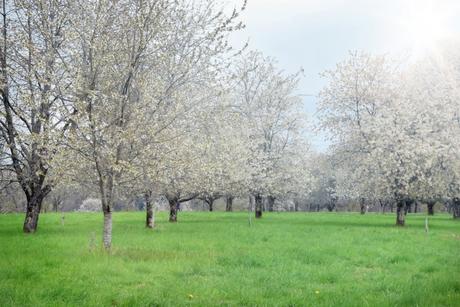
[1,212,459,306]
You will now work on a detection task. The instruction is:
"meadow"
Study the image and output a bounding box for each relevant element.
[1,212,459,306]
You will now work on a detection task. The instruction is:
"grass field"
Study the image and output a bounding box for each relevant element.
[1,212,459,306]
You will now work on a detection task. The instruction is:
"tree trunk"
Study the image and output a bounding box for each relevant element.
[255,194,263,218]
[396,200,405,226]
[427,202,435,216]
[266,196,275,212]
[208,199,214,212]
[169,198,178,222]
[404,199,413,215]
[98,174,114,250]
[414,201,418,213]
[103,209,112,250]
[225,196,233,212]
[23,199,42,233]
[452,198,460,219]
[23,191,47,233]
[294,200,299,212]
[145,191,154,228]
[248,195,253,226]
[359,198,366,215]
[445,200,452,213]
[379,199,386,214]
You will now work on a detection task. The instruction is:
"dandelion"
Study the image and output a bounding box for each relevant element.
[315,290,320,294]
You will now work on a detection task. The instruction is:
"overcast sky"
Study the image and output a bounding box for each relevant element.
[231,0,460,151]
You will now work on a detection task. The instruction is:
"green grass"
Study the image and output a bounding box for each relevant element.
[1,212,459,306]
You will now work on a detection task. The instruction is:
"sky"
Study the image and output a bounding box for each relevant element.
[230,0,460,151]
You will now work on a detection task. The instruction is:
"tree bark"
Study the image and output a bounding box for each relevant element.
[359,198,366,215]
[207,199,214,212]
[404,203,409,215]
[97,172,114,250]
[379,199,386,214]
[225,195,233,212]
[396,200,405,226]
[414,201,418,213]
[169,198,178,222]
[23,189,48,233]
[255,194,263,218]
[23,199,42,233]
[103,209,112,250]
[452,198,460,219]
[427,201,435,216]
[145,191,154,228]
[404,199,414,215]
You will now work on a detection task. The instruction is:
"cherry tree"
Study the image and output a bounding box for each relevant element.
[230,50,310,218]
[318,51,414,225]
[319,48,460,224]
[403,45,460,218]
[56,0,247,246]
[131,0,246,224]
[195,102,251,211]
[0,0,75,232]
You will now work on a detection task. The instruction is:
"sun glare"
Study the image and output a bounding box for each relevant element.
[397,0,453,58]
